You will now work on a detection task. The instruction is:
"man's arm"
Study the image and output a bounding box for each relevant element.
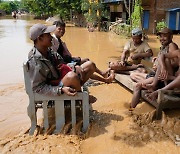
[158,50,180,80]
[168,42,178,53]
[131,49,153,60]
[121,49,129,63]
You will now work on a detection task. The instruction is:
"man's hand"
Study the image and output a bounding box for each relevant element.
[152,57,157,63]
[119,61,126,66]
[62,87,77,96]
[75,65,84,81]
[131,53,141,60]
[159,67,168,80]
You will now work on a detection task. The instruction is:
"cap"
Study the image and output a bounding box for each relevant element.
[132,27,142,36]
[29,23,56,41]
[157,28,173,35]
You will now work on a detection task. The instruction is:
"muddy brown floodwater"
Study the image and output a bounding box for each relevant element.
[0,16,180,153]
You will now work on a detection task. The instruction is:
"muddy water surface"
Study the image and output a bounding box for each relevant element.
[0,17,180,153]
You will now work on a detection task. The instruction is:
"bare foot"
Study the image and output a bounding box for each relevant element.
[144,83,156,92]
[102,68,111,78]
[137,67,146,73]
[105,70,115,83]
[146,91,158,102]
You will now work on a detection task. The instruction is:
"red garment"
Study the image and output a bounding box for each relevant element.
[50,64,72,86]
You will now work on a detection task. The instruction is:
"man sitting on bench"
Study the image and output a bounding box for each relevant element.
[109,27,153,74]
[129,28,178,110]
[146,49,180,101]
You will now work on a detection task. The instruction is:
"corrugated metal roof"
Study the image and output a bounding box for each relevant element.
[167,8,180,11]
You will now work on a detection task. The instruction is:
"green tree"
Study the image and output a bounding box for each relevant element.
[21,0,54,17]
[0,1,20,14]
[81,0,109,26]
[131,0,143,29]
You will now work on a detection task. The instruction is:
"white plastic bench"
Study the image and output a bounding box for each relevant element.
[23,61,89,135]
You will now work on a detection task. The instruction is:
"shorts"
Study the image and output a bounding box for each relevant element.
[146,71,155,79]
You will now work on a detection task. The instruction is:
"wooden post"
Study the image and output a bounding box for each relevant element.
[96,0,101,31]
[89,0,92,14]
[153,0,157,34]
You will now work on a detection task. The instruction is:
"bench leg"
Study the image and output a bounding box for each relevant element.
[71,100,76,128]
[54,100,65,134]
[27,99,37,135]
[42,101,49,131]
[82,92,89,132]
[156,105,163,120]
[156,91,163,120]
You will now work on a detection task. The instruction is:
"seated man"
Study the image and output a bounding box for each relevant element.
[129,28,178,109]
[146,49,180,101]
[51,20,112,79]
[145,28,179,91]
[28,24,114,97]
[109,27,153,74]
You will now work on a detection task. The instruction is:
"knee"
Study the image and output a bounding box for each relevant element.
[109,62,115,69]
[86,61,96,71]
[130,73,136,80]
[65,71,79,81]
[84,58,89,62]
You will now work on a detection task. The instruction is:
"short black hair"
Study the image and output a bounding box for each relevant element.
[53,20,66,27]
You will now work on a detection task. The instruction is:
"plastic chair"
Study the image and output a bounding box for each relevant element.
[23,61,89,135]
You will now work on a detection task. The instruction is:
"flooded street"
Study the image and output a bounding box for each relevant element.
[0,17,180,153]
[0,17,127,85]
[0,17,180,85]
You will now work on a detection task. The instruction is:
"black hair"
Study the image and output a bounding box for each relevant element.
[53,20,66,27]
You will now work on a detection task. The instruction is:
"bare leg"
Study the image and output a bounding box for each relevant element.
[147,75,180,101]
[145,65,161,91]
[130,72,147,82]
[81,61,115,83]
[90,70,115,83]
[62,71,81,91]
[146,58,174,91]
[130,83,143,108]
[80,61,96,84]
[95,67,111,78]
[109,61,143,72]
[130,77,154,108]
[80,58,89,64]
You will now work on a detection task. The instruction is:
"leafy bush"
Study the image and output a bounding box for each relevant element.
[111,23,131,37]
[156,20,167,32]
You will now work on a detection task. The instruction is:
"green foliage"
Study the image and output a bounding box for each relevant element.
[111,23,131,36]
[20,0,83,20]
[0,1,20,14]
[156,20,167,32]
[21,0,54,17]
[81,0,109,24]
[131,0,143,29]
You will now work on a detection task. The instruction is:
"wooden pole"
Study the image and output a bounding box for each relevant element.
[153,0,157,34]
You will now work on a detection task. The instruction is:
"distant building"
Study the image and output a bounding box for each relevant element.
[103,0,180,33]
[142,0,180,33]
[102,0,130,23]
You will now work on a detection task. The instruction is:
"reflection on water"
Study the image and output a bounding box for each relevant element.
[0,16,179,85]
[0,18,32,84]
